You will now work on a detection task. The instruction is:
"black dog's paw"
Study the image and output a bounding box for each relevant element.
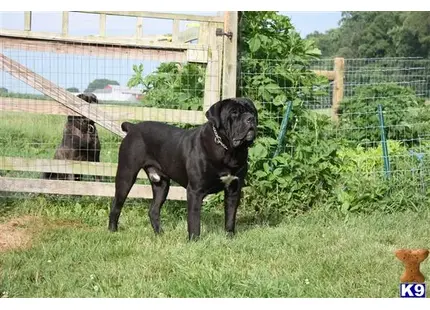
[153,227,164,236]
[108,223,118,232]
[226,231,235,239]
[188,234,201,242]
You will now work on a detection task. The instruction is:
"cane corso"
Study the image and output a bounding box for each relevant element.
[108,97,258,240]
[42,93,101,181]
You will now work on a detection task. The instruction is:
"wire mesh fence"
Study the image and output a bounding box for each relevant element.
[238,56,430,189]
[2,10,430,204]
[0,31,219,199]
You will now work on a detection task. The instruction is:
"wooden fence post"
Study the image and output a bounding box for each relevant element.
[24,12,32,31]
[203,22,222,112]
[332,57,345,123]
[221,11,238,99]
[62,12,69,36]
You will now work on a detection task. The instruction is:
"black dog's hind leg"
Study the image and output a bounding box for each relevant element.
[148,174,170,234]
[108,167,140,232]
[108,141,143,232]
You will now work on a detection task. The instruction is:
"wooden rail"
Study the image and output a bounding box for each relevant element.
[72,11,224,23]
[0,28,207,51]
[0,177,187,200]
[0,97,206,124]
[0,156,147,180]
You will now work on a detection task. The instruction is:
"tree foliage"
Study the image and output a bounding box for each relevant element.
[306,12,430,58]
[66,87,79,93]
[85,79,119,93]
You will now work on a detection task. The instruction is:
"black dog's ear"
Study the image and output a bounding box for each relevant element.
[205,99,226,128]
[237,97,258,125]
[240,97,257,115]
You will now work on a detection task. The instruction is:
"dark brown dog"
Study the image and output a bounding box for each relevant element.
[42,93,101,181]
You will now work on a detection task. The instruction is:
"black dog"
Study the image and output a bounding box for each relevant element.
[42,93,101,181]
[108,97,258,240]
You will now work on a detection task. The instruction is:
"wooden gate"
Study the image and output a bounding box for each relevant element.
[0,11,238,200]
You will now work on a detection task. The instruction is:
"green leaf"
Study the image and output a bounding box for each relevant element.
[273,168,283,176]
[248,36,261,53]
[263,162,270,173]
[305,47,322,56]
[255,170,267,179]
[265,83,282,94]
[250,143,268,159]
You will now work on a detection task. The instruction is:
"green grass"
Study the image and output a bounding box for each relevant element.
[0,112,121,163]
[1,196,430,298]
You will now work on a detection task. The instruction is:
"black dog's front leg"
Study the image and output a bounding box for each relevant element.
[186,188,204,241]
[224,180,242,237]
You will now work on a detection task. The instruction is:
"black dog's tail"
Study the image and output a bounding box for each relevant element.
[121,122,135,133]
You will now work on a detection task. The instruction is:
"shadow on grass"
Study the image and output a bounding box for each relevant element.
[0,192,290,237]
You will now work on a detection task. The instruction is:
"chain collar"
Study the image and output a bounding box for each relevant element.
[212,125,228,151]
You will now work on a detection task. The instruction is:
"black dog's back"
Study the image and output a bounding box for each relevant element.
[119,121,197,187]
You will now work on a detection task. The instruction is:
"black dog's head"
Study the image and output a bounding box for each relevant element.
[68,93,99,133]
[205,97,258,148]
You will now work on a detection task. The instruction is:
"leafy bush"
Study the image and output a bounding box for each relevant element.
[238,11,329,121]
[204,100,342,223]
[127,62,205,110]
[334,140,430,214]
[243,102,341,221]
[339,83,430,147]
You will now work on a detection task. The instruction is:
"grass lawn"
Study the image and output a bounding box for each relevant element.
[1,195,429,298]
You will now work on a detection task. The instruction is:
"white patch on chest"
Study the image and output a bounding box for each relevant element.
[220,174,239,186]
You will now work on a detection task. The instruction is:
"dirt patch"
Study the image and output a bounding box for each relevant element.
[0,215,85,253]
[0,215,37,252]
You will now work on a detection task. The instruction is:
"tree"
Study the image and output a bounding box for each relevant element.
[66,87,79,93]
[85,79,119,93]
[306,11,430,58]
[390,12,430,58]
[306,29,342,57]
[0,87,8,93]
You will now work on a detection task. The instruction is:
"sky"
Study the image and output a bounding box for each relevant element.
[0,11,342,94]
[0,11,341,38]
